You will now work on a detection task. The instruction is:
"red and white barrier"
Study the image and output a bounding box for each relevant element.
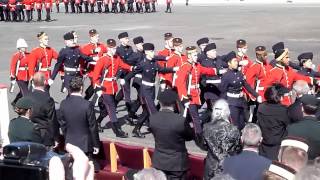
[0,84,10,146]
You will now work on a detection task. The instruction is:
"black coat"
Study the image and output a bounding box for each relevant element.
[150,109,194,172]
[27,89,59,146]
[8,116,42,143]
[257,103,289,160]
[58,95,100,153]
[288,116,320,160]
[288,97,303,124]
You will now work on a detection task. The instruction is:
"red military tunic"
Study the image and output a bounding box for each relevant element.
[157,48,174,82]
[8,0,16,12]
[44,0,52,9]
[264,64,313,106]
[166,0,172,3]
[164,53,187,87]
[176,62,217,105]
[28,46,58,82]
[92,54,132,95]
[23,0,33,10]
[80,42,107,79]
[10,52,31,81]
[245,60,273,101]
[34,0,42,9]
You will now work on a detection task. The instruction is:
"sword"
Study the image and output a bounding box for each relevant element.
[248,79,260,123]
[9,80,16,93]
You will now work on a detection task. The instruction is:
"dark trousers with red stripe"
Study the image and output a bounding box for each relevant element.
[186,104,202,134]
[229,105,245,130]
[137,86,157,126]
[102,94,118,123]
[12,80,29,105]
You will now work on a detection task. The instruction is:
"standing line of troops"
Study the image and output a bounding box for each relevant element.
[0,0,173,22]
[10,30,320,142]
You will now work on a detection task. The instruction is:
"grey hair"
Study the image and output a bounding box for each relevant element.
[211,99,230,122]
[293,80,310,96]
[241,123,262,147]
[210,173,235,180]
[134,168,167,180]
[295,165,320,180]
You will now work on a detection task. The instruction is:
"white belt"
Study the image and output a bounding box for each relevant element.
[104,77,116,81]
[190,84,200,89]
[16,3,22,5]
[227,92,244,98]
[206,79,221,84]
[18,67,28,70]
[64,67,80,72]
[257,86,264,91]
[135,74,142,78]
[142,80,155,87]
[40,67,50,71]
[283,91,292,97]
[88,61,97,65]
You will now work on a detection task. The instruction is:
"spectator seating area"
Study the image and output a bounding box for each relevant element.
[94,140,205,180]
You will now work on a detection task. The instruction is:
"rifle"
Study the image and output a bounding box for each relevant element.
[183,73,192,118]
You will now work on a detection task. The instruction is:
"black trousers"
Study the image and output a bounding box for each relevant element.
[15,5,24,21]
[0,6,4,21]
[111,3,118,12]
[64,2,69,13]
[186,104,202,134]
[161,170,187,180]
[115,80,131,103]
[45,8,50,20]
[102,94,118,123]
[12,80,29,105]
[70,0,76,12]
[36,9,41,20]
[229,105,245,130]
[26,10,32,21]
[97,1,102,12]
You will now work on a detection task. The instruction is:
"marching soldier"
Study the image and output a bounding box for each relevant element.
[165,0,171,13]
[70,0,76,13]
[124,43,177,138]
[50,32,95,92]
[15,0,24,21]
[111,0,118,13]
[80,29,107,100]
[92,39,133,138]
[200,43,227,112]
[127,0,133,13]
[175,46,217,143]
[219,51,262,130]
[119,0,125,13]
[196,37,209,64]
[63,0,69,13]
[0,0,4,21]
[89,0,95,12]
[34,0,41,21]
[23,0,33,22]
[151,0,155,12]
[8,0,16,21]
[29,32,58,92]
[75,0,82,13]
[83,0,89,12]
[103,0,109,12]
[144,0,150,13]
[297,52,320,78]
[235,39,253,74]
[270,42,300,70]
[55,0,60,13]
[264,48,316,106]
[164,37,187,88]
[3,0,10,21]
[135,0,142,13]
[97,0,103,12]
[10,38,31,106]
[44,0,52,21]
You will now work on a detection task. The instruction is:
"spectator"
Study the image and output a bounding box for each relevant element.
[133,168,167,180]
[295,164,320,180]
[8,97,42,143]
[58,77,100,159]
[223,123,271,180]
[287,94,320,159]
[278,136,309,172]
[263,161,296,180]
[26,72,60,147]
[258,84,289,160]
[203,99,241,180]
[149,89,194,180]
[288,80,310,123]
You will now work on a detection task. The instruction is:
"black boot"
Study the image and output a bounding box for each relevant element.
[132,123,145,138]
[111,122,128,138]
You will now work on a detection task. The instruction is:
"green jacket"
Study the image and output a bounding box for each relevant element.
[8,116,42,143]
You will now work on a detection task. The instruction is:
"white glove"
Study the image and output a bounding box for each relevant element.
[96,90,102,97]
[173,66,179,72]
[184,102,190,108]
[95,47,101,53]
[93,56,99,61]
[218,69,227,75]
[257,96,262,103]
[93,147,99,155]
[120,79,125,85]
[48,79,54,86]
[160,83,166,90]
[238,60,249,66]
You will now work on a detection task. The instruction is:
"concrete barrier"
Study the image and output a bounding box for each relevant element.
[0,84,10,147]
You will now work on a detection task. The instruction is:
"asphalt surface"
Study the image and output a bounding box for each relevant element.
[1,4,320,154]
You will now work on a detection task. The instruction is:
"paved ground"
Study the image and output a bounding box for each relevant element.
[1,4,320,155]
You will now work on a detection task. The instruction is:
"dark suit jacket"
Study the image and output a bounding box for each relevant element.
[8,116,42,143]
[27,89,59,146]
[150,109,194,172]
[288,97,303,124]
[58,95,100,153]
[223,150,271,180]
[288,116,320,160]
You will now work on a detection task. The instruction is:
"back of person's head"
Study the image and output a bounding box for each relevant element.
[210,173,235,180]
[33,72,46,87]
[279,146,308,172]
[133,168,166,180]
[241,123,262,148]
[263,170,287,180]
[69,76,83,93]
[211,99,230,122]
[264,84,287,104]
[292,80,309,97]
[300,95,319,115]
[294,165,320,180]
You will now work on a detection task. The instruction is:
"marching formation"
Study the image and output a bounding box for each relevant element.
[9,29,320,141]
[0,0,173,22]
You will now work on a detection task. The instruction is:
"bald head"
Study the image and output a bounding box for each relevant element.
[33,72,46,88]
